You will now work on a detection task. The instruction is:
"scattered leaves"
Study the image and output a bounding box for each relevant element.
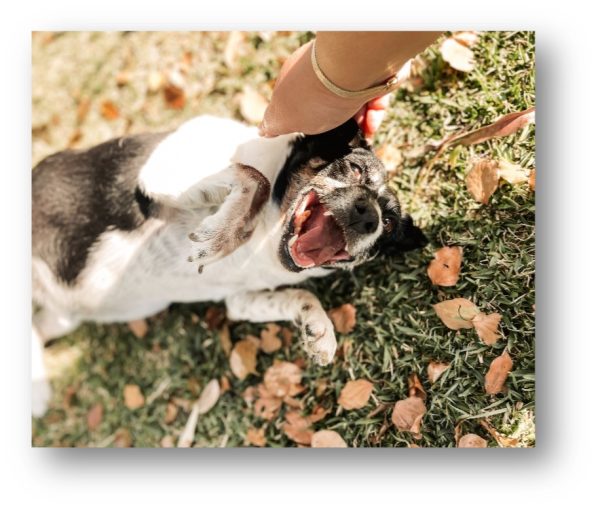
[224,31,248,69]
[433,298,480,330]
[466,159,499,204]
[147,70,164,93]
[338,379,374,410]
[453,31,479,47]
[246,427,267,447]
[114,428,132,447]
[260,323,283,354]
[458,433,487,448]
[472,312,502,345]
[76,97,91,123]
[204,306,226,329]
[529,168,536,191]
[427,361,450,384]
[218,324,232,356]
[485,351,513,394]
[328,304,357,334]
[163,83,186,110]
[282,410,314,445]
[479,419,519,447]
[391,396,427,435]
[263,360,303,398]
[123,384,145,410]
[160,435,175,448]
[497,160,530,185]
[408,373,427,401]
[86,403,103,431]
[311,430,347,448]
[164,402,178,424]
[427,246,463,286]
[100,100,120,120]
[219,375,231,394]
[229,336,259,380]
[254,385,283,421]
[127,319,148,338]
[238,85,268,125]
[440,37,475,72]
[177,379,220,448]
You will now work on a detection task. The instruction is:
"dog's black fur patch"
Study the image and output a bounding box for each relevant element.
[32,132,169,285]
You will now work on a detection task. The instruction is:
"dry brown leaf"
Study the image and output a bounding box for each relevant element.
[239,85,268,125]
[497,160,530,185]
[263,360,303,398]
[433,298,480,330]
[246,427,267,447]
[328,304,357,334]
[453,31,479,47]
[224,31,248,69]
[76,97,91,124]
[254,386,282,421]
[315,378,328,397]
[100,100,120,120]
[473,312,502,345]
[114,428,132,447]
[196,379,220,414]
[86,403,103,431]
[458,433,487,448]
[375,144,403,172]
[127,319,148,339]
[466,159,499,204]
[529,168,536,191]
[164,402,178,424]
[427,246,463,286]
[218,324,232,356]
[242,385,258,405]
[123,384,145,410]
[453,107,535,147]
[408,373,427,401]
[260,323,282,354]
[338,379,374,410]
[160,435,174,448]
[308,405,329,423]
[479,419,519,447]
[427,361,450,384]
[229,337,259,380]
[485,351,513,394]
[311,430,347,448]
[440,37,475,72]
[219,375,231,394]
[163,83,186,110]
[280,327,294,347]
[282,410,314,445]
[205,307,226,329]
[391,396,427,435]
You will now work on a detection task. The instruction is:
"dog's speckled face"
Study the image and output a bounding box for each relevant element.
[273,120,428,272]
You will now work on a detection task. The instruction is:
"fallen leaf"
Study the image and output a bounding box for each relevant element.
[163,83,186,110]
[473,312,502,345]
[177,379,220,448]
[238,85,268,125]
[427,361,450,384]
[67,129,82,148]
[147,70,164,93]
[479,419,519,447]
[86,404,103,431]
[433,298,480,329]
[114,428,132,447]
[218,324,232,356]
[375,144,403,172]
[497,160,530,185]
[280,327,294,347]
[485,351,513,394]
[260,323,282,354]
[440,37,475,72]
[338,379,374,410]
[282,410,314,445]
[164,402,178,424]
[128,319,148,338]
[427,246,463,286]
[453,31,479,47]
[123,384,145,410]
[204,306,226,329]
[328,304,357,334]
[263,360,303,398]
[246,427,267,447]
[224,31,248,69]
[391,396,427,435]
[160,435,174,448]
[315,378,328,397]
[408,373,426,401]
[76,97,91,123]
[311,430,347,448]
[219,375,231,394]
[458,433,487,448]
[242,386,258,405]
[229,337,259,380]
[466,159,499,204]
[308,405,330,423]
[254,385,282,421]
[100,100,120,120]
[529,168,536,191]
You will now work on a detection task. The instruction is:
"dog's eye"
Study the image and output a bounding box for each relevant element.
[383,217,395,233]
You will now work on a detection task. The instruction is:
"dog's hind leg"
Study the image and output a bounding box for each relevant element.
[225,289,337,365]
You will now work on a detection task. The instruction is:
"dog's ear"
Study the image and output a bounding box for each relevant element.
[379,214,428,255]
[305,118,369,160]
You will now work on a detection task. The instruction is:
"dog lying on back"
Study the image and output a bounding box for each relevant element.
[31,116,427,416]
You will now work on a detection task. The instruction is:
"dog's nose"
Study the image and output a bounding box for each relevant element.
[349,198,379,234]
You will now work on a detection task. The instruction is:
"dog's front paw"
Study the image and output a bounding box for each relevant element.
[301,314,337,366]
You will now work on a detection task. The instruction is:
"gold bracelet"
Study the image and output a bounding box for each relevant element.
[310,39,400,99]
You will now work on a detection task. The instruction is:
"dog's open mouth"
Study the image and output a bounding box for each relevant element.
[288,191,350,268]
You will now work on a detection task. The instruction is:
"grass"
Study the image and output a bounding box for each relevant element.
[31,31,535,447]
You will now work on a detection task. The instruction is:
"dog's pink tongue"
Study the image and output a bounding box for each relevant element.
[295,206,346,266]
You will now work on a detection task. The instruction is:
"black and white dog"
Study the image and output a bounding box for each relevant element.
[32,115,427,416]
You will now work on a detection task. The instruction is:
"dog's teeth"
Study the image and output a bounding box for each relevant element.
[288,234,298,248]
[323,211,333,217]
